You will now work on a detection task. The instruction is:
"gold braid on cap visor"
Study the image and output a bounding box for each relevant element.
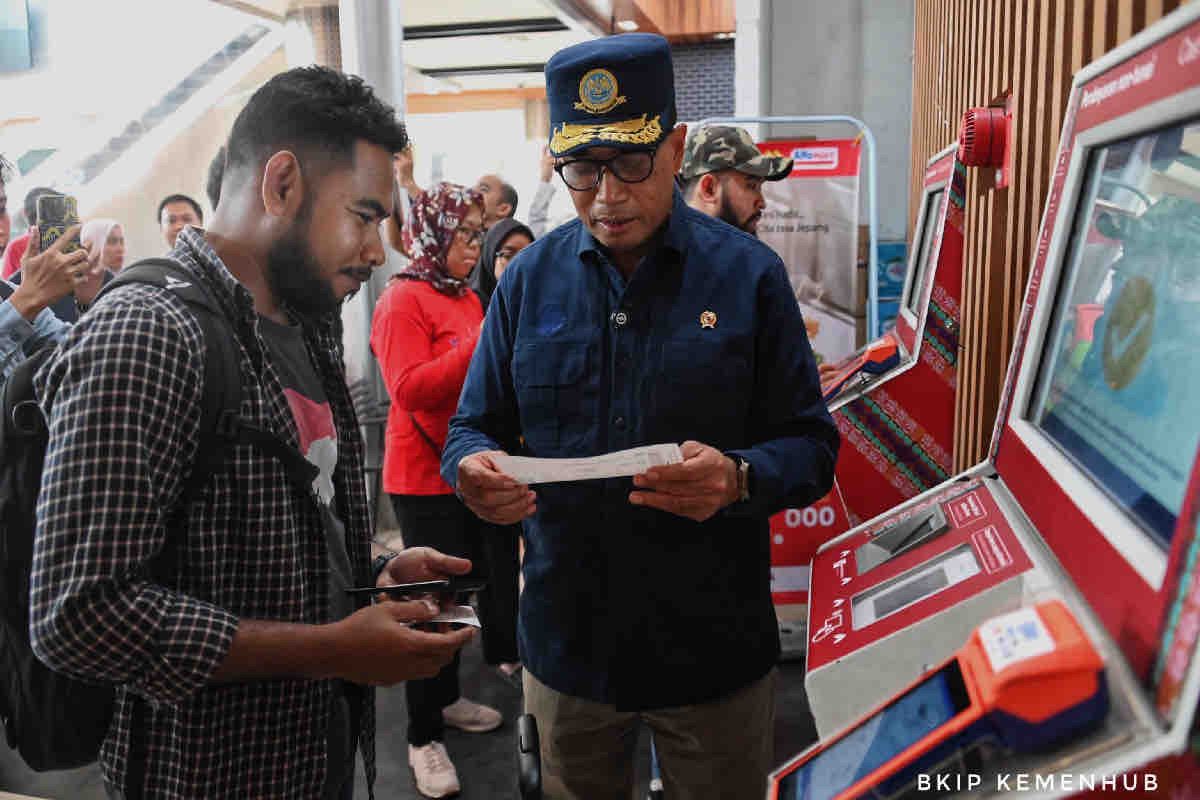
[550,114,663,154]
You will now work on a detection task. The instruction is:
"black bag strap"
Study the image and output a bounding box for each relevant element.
[97,259,318,500]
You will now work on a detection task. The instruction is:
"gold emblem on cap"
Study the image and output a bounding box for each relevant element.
[700,311,717,329]
[575,68,627,114]
[550,114,663,155]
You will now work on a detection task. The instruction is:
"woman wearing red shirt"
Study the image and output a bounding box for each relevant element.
[370,182,500,799]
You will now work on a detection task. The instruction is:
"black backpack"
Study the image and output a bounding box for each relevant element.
[0,258,317,771]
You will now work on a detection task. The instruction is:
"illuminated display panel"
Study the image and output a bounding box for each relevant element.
[903,188,946,315]
[776,664,968,799]
[1027,118,1200,548]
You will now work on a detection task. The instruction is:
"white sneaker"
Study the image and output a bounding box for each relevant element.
[441,697,503,733]
[408,742,461,798]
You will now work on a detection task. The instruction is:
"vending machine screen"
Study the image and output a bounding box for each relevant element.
[1028,117,1200,548]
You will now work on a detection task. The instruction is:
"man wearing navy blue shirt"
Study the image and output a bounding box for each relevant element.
[443,34,838,799]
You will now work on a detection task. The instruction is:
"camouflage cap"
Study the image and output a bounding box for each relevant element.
[680,125,793,181]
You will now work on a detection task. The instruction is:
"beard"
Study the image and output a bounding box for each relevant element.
[265,212,342,320]
[717,192,761,236]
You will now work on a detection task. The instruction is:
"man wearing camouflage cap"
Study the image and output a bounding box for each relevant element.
[680,125,793,236]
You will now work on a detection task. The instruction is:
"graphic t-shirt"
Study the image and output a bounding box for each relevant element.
[258,314,357,797]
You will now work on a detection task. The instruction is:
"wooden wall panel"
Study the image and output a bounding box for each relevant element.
[910,0,1190,471]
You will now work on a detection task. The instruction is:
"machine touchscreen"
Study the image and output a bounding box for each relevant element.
[1029,118,1200,548]
[776,663,968,800]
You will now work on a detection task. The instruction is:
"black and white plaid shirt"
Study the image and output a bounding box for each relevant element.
[31,227,377,798]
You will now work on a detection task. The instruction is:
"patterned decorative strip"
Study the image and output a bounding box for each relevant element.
[840,406,926,491]
[843,398,948,491]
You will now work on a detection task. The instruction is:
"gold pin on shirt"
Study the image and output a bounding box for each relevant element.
[700,311,717,329]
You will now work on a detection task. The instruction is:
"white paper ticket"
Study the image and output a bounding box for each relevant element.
[492,443,684,485]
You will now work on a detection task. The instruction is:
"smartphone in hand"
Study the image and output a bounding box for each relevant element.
[36,193,81,254]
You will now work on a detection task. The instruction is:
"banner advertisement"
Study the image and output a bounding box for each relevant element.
[758,139,864,366]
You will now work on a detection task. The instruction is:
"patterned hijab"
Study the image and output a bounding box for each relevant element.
[399,182,484,296]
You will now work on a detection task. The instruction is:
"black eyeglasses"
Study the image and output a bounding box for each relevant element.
[555,149,657,191]
[453,226,485,246]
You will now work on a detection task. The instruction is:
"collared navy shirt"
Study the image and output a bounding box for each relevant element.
[443,191,838,710]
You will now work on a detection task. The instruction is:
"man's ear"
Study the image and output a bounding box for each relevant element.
[497,202,513,219]
[698,173,722,203]
[261,151,305,219]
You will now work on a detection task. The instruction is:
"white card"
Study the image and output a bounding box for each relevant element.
[492,443,684,485]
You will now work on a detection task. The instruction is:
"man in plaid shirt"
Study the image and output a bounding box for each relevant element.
[30,67,474,799]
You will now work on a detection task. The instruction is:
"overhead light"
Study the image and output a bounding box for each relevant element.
[713,31,735,40]
[616,19,639,32]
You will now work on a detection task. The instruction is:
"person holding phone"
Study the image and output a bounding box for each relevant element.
[0,155,87,386]
[370,182,504,799]
[30,69,475,800]
[2,186,57,280]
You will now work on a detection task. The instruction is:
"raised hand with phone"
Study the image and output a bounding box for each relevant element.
[10,221,89,322]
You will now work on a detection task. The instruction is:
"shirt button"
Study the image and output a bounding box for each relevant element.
[612,311,628,327]
[614,416,627,429]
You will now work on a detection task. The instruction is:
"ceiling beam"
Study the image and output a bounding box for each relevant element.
[404,18,568,40]
[208,0,286,23]
[421,63,546,78]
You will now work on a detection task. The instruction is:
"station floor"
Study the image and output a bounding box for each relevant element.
[0,638,818,799]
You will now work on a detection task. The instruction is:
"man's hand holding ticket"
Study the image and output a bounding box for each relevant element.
[492,443,682,484]
[456,442,738,524]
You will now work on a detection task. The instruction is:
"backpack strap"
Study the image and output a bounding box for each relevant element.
[98,259,318,502]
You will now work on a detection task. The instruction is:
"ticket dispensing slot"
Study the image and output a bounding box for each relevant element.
[854,505,951,574]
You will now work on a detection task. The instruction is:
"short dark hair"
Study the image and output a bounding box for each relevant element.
[224,66,408,191]
[499,182,518,217]
[24,187,57,227]
[206,145,226,210]
[157,193,203,225]
[680,174,703,201]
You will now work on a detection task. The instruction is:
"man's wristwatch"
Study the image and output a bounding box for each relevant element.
[372,551,398,582]
[734,456,751,503]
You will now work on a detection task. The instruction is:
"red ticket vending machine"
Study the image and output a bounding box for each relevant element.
[821,145,966,529]
[795,6,1200,795]
[767,146,959,655]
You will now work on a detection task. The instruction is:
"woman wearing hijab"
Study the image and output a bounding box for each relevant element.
[471,216,534,307]
[80,217,126,273]
[468,217,535,684]
[370,182,501,799]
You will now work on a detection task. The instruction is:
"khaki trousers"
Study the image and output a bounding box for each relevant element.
[523,668,777,800]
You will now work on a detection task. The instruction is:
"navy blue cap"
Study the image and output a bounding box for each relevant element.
[545,33,676,157]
